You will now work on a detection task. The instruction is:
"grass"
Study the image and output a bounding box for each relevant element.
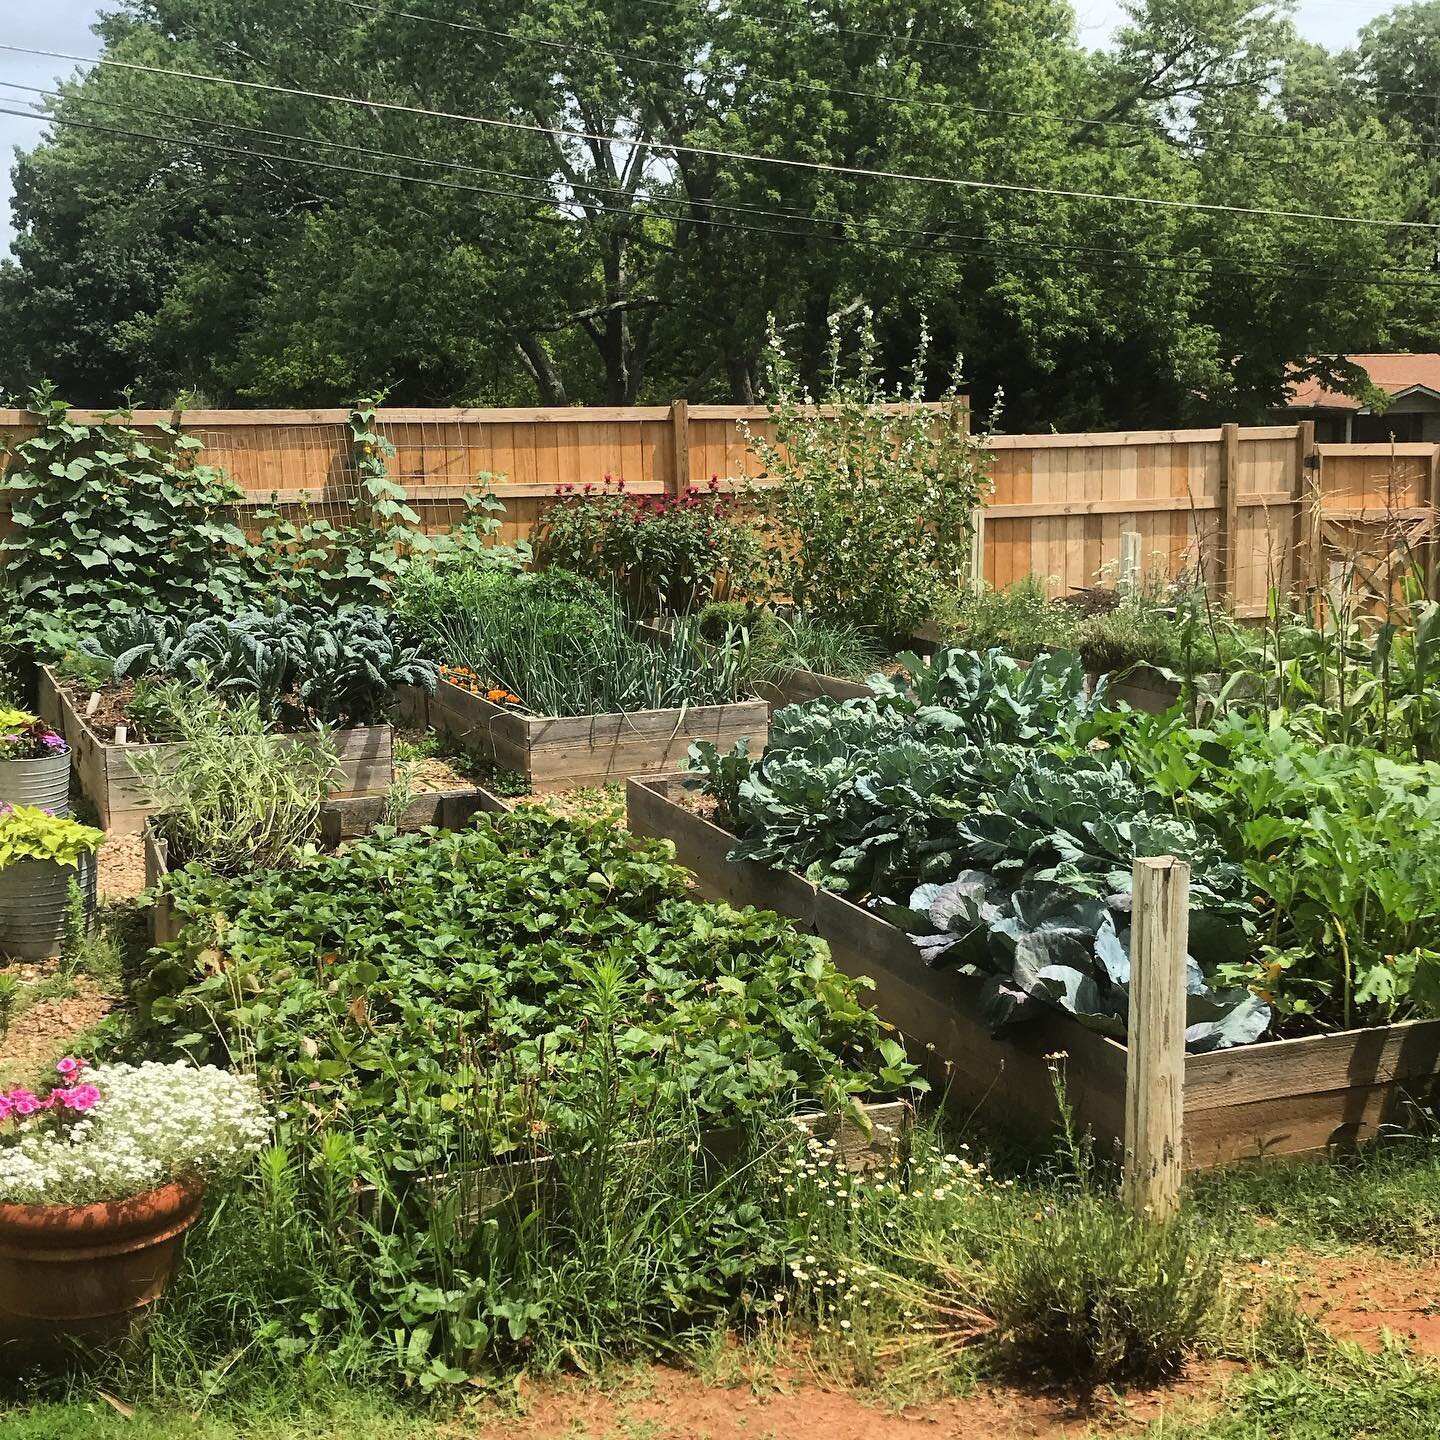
[1149,1342,1440,1439]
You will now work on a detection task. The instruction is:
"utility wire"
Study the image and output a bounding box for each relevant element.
[6,86,1437,288]
[9,77,1433,279]
[2,41,1434,231]
[340,0,1440,157]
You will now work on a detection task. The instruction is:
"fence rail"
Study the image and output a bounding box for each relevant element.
[3,405,1435,617]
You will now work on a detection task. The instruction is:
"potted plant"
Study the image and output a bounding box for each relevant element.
[0,1056,268,1327]
[0,709,71,815]
[0,805,104,960]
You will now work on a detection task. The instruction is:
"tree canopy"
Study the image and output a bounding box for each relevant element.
[0,0,1436,427]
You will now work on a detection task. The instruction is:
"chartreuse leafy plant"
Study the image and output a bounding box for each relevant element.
[0,805,104,869]
[0,385,259,647]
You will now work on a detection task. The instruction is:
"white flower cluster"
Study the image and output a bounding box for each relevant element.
[0,1061,270,1207]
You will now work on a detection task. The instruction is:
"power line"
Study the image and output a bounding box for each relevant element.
[341,0,1440,158]
[6,84,1437,289]
[3,41,1434,232]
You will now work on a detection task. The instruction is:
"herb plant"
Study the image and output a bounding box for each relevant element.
[131,688,336,874]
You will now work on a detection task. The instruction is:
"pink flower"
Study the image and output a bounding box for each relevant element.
[53,1084,100,1112]
[9,1090,46,1116]
[55,1056,87,1077]
[0,1096,11,1121]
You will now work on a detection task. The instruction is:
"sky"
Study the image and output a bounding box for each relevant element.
[0,2,1397,257]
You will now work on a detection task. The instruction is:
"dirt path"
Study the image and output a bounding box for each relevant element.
[449,1357,1226,1440]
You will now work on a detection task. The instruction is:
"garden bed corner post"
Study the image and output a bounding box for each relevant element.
[1122,855,1189,1222]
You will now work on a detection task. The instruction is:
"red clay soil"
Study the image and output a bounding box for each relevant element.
[1287,1253,1440,1355]
[452,1359,1226,1440]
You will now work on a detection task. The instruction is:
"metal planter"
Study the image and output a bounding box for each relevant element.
[0,853,97,961]
[0,751,72,817]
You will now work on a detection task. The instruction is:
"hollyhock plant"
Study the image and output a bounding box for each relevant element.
[0,1058,269,1206]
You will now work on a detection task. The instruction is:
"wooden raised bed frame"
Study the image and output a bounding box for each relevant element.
[38,666,393,834]
[394,680,769,793]
[628,774,1440,1170]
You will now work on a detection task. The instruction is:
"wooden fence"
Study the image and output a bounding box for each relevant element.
[3,406,1436,617]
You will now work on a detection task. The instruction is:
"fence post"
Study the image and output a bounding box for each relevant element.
[1426,445,1440,601]
[1216,423,1239,602]
[1292,420,1319,602]
[1123,855,1189,1222]
[969,506,986,590]
[669,399,690,497]
[1119,529,1142,592]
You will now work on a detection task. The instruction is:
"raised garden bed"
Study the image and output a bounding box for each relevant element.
[143,781,507,943]
[627,773,1440,1169]
[394,680,769,793]
[39,666,392,834]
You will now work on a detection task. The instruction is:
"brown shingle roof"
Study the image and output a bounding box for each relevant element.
[1286,353,1440,411]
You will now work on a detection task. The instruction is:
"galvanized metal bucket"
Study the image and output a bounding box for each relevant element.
[0,752,72,817]
[0,853,97,962]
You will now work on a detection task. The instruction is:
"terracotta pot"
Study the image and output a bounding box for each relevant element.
[0,1180,204,1322]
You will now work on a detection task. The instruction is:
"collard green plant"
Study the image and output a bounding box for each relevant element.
[746,310,991,641]
[0,386,259,647]
[689,649,1106,895]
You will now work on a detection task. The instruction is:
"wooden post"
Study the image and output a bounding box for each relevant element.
[1119,529,1142,592]
[1216,423,1239,602]
[1123,855,1189,1222]
[1425,445,1440,601]
[669,398,690,497]
[1292,420,1318,603]
[969,507,986,590]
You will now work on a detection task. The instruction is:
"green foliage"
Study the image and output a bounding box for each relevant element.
[534,478,763,616]
[933,576,1248,677]
[0,387,258,647]
[749,313,990,640]
[248,399,530,606]
[698,603,881,685]
[79,606,437,729]
[131,689,336,873]
[1117,708,1440,1032]
[977,1063,1220,1386]
[401,565,756,717]
[0,973,19,1042]
[136,809,912,1160]
[0,805,104,870]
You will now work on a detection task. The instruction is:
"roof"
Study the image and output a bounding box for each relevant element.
[1285,353,1440,411]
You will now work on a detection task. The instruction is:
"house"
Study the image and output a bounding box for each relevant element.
[1281,353,1440,443]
